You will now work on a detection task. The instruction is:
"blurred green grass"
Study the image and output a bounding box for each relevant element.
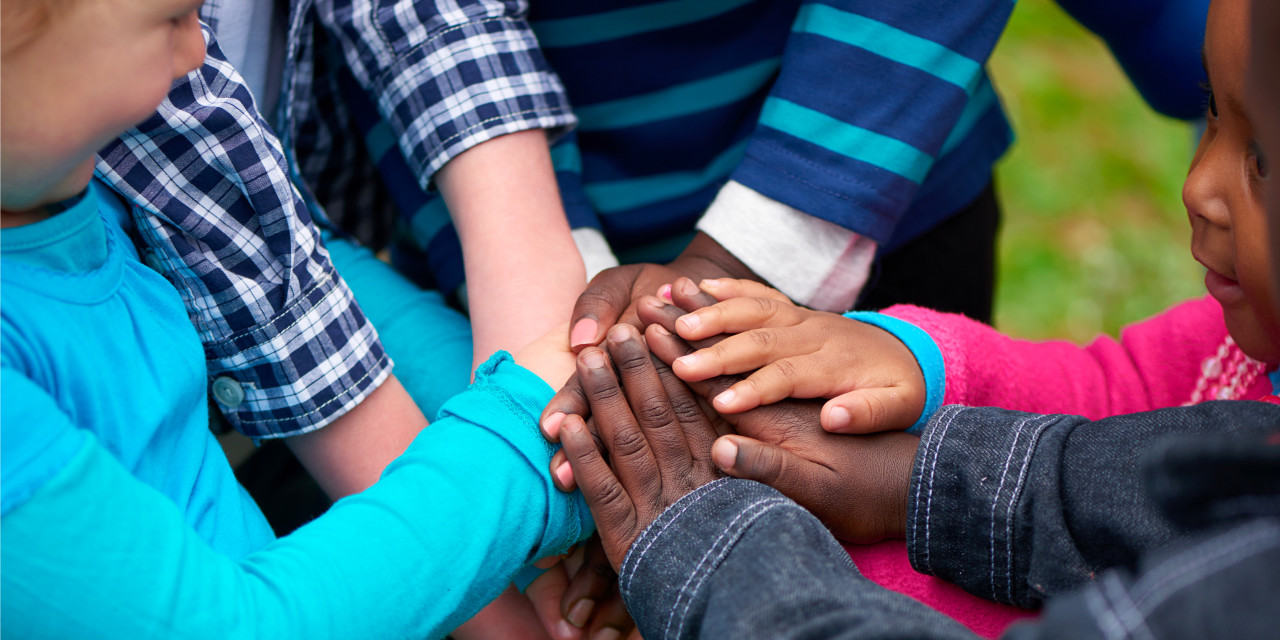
[988,0,1206,341]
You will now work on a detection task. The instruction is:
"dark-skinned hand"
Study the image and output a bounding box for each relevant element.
[545,278,920,544]
[558,323,724,571]
[567,232,757,351]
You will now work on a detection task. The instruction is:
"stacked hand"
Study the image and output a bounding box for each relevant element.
[543,279,920,545]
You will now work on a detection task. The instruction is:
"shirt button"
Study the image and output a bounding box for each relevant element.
[211,376,245,407]
[144,251,165,273]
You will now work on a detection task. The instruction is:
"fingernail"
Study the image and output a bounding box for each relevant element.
[606,324,630,343]
[701,278,721,290]
[581,349,606,370]
[658,284,673,301]
[542,412,565,439]
[556,619,578,640]
[828,406,851,430]
[555,461,574,488]
[644,296,666,309]
[571,318,599,348]
[712,438,738,471]
[567,598,595,628]
[562,416,584,434]
[714,389,736,408]
[675,353,699,369]
[677,313,701,333]
[651,324,671,336]
[593,629,622,640]
[679,279,699,297]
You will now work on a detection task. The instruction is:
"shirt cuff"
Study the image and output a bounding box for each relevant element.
[697,181,876,312]
[206,267,393,440]
[843,312,945,434]
[572,227,620,282]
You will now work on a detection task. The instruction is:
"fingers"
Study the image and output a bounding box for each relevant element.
[822,387,924,433]
[560,413,636,569]
[559,539,617,631]
[603,324,697,496]
[525,567,583,640]
[571,265,644,351]
[576,347,662,500]
[583,590,634,640]
[667,276,722,313]
[542,374,590,443]
[670,326,817,382]
[697,277,792,303]
[710,435,823,495]
[673,295,804,342]
[650,350,722,481]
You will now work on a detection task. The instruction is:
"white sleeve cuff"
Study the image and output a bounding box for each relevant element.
[572,227,620,282]
[697,181,876,312]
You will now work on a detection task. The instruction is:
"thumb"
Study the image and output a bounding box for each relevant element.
[711,435,811,492]
[821,387,923,434]
[571,265,643,351]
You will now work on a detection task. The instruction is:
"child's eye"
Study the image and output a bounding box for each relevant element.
[1250,141,1269,180]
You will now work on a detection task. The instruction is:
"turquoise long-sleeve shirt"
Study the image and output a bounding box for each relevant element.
[2,353,592,639]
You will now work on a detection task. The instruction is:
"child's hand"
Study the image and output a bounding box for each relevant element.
[665,278,926,433]
[516,322,577,390]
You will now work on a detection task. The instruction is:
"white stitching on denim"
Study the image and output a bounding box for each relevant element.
[1131,521,1280,614]
[666,497,791,640]
[1103,573,1156,640]
[1003,415,1055,603]
[988,414,1032,600]
[619,479,726,597]
[920,405,963,574]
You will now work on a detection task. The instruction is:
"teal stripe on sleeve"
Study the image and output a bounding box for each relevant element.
[843,311,945,434]
[759,97,933,183]
[584,139,749,214]
[575,58,780,132]
[940,75,999,156]
[532,0,754,48]
[792,4,983,94]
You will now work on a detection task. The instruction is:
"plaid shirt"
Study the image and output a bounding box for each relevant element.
[96,29,391,439]
[252,0,575,249]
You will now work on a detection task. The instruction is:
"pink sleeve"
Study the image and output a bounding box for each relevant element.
[883,296,1228,420]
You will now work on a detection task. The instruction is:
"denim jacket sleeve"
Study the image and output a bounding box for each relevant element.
[907,401,1280,608]
[619,474,1280,640]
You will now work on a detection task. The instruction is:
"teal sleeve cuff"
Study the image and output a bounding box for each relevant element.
[440,351,595,557]
[842,312,945,434]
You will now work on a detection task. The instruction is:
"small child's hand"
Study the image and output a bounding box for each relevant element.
[663,278,926,433]
[515,322,577,390]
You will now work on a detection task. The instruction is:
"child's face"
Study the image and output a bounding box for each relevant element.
[1184,0,1280,363]
[0,0,207,212]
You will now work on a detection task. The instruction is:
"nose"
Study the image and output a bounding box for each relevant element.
[172,12,207,80]
[1182,134,1232,231]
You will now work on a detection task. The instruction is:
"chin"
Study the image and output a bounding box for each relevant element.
[1225,315,1280,365]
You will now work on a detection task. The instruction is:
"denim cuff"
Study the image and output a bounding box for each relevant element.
[843,311,945,433]
[906,405,1059,606]
[618,479,801,639]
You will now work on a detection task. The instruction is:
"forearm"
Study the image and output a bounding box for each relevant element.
[907,402,1280,608]
[438,129,586,367]
[286,375,427,499]
[2,356,591,639]
[621,479,977,640]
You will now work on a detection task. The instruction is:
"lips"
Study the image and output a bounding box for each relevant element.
[1203,264,1245,306]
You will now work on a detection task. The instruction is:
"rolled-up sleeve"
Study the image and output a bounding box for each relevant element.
[96,28,391,438]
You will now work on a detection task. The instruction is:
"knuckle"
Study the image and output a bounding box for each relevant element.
[771,358,800,383]
[668,394,705,424]
[638,397,675,425]
[610,427,649,460]
[748,329,777,350]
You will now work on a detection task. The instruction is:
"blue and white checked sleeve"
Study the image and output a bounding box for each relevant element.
[95,27,392,439]
[313,0,577,186]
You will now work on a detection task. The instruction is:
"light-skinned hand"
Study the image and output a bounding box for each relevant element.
[665,277,927,434]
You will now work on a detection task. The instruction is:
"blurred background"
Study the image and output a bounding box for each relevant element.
[988,0,1206,341]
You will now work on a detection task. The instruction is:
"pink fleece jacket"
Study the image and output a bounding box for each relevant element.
[846,295,1277,638]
